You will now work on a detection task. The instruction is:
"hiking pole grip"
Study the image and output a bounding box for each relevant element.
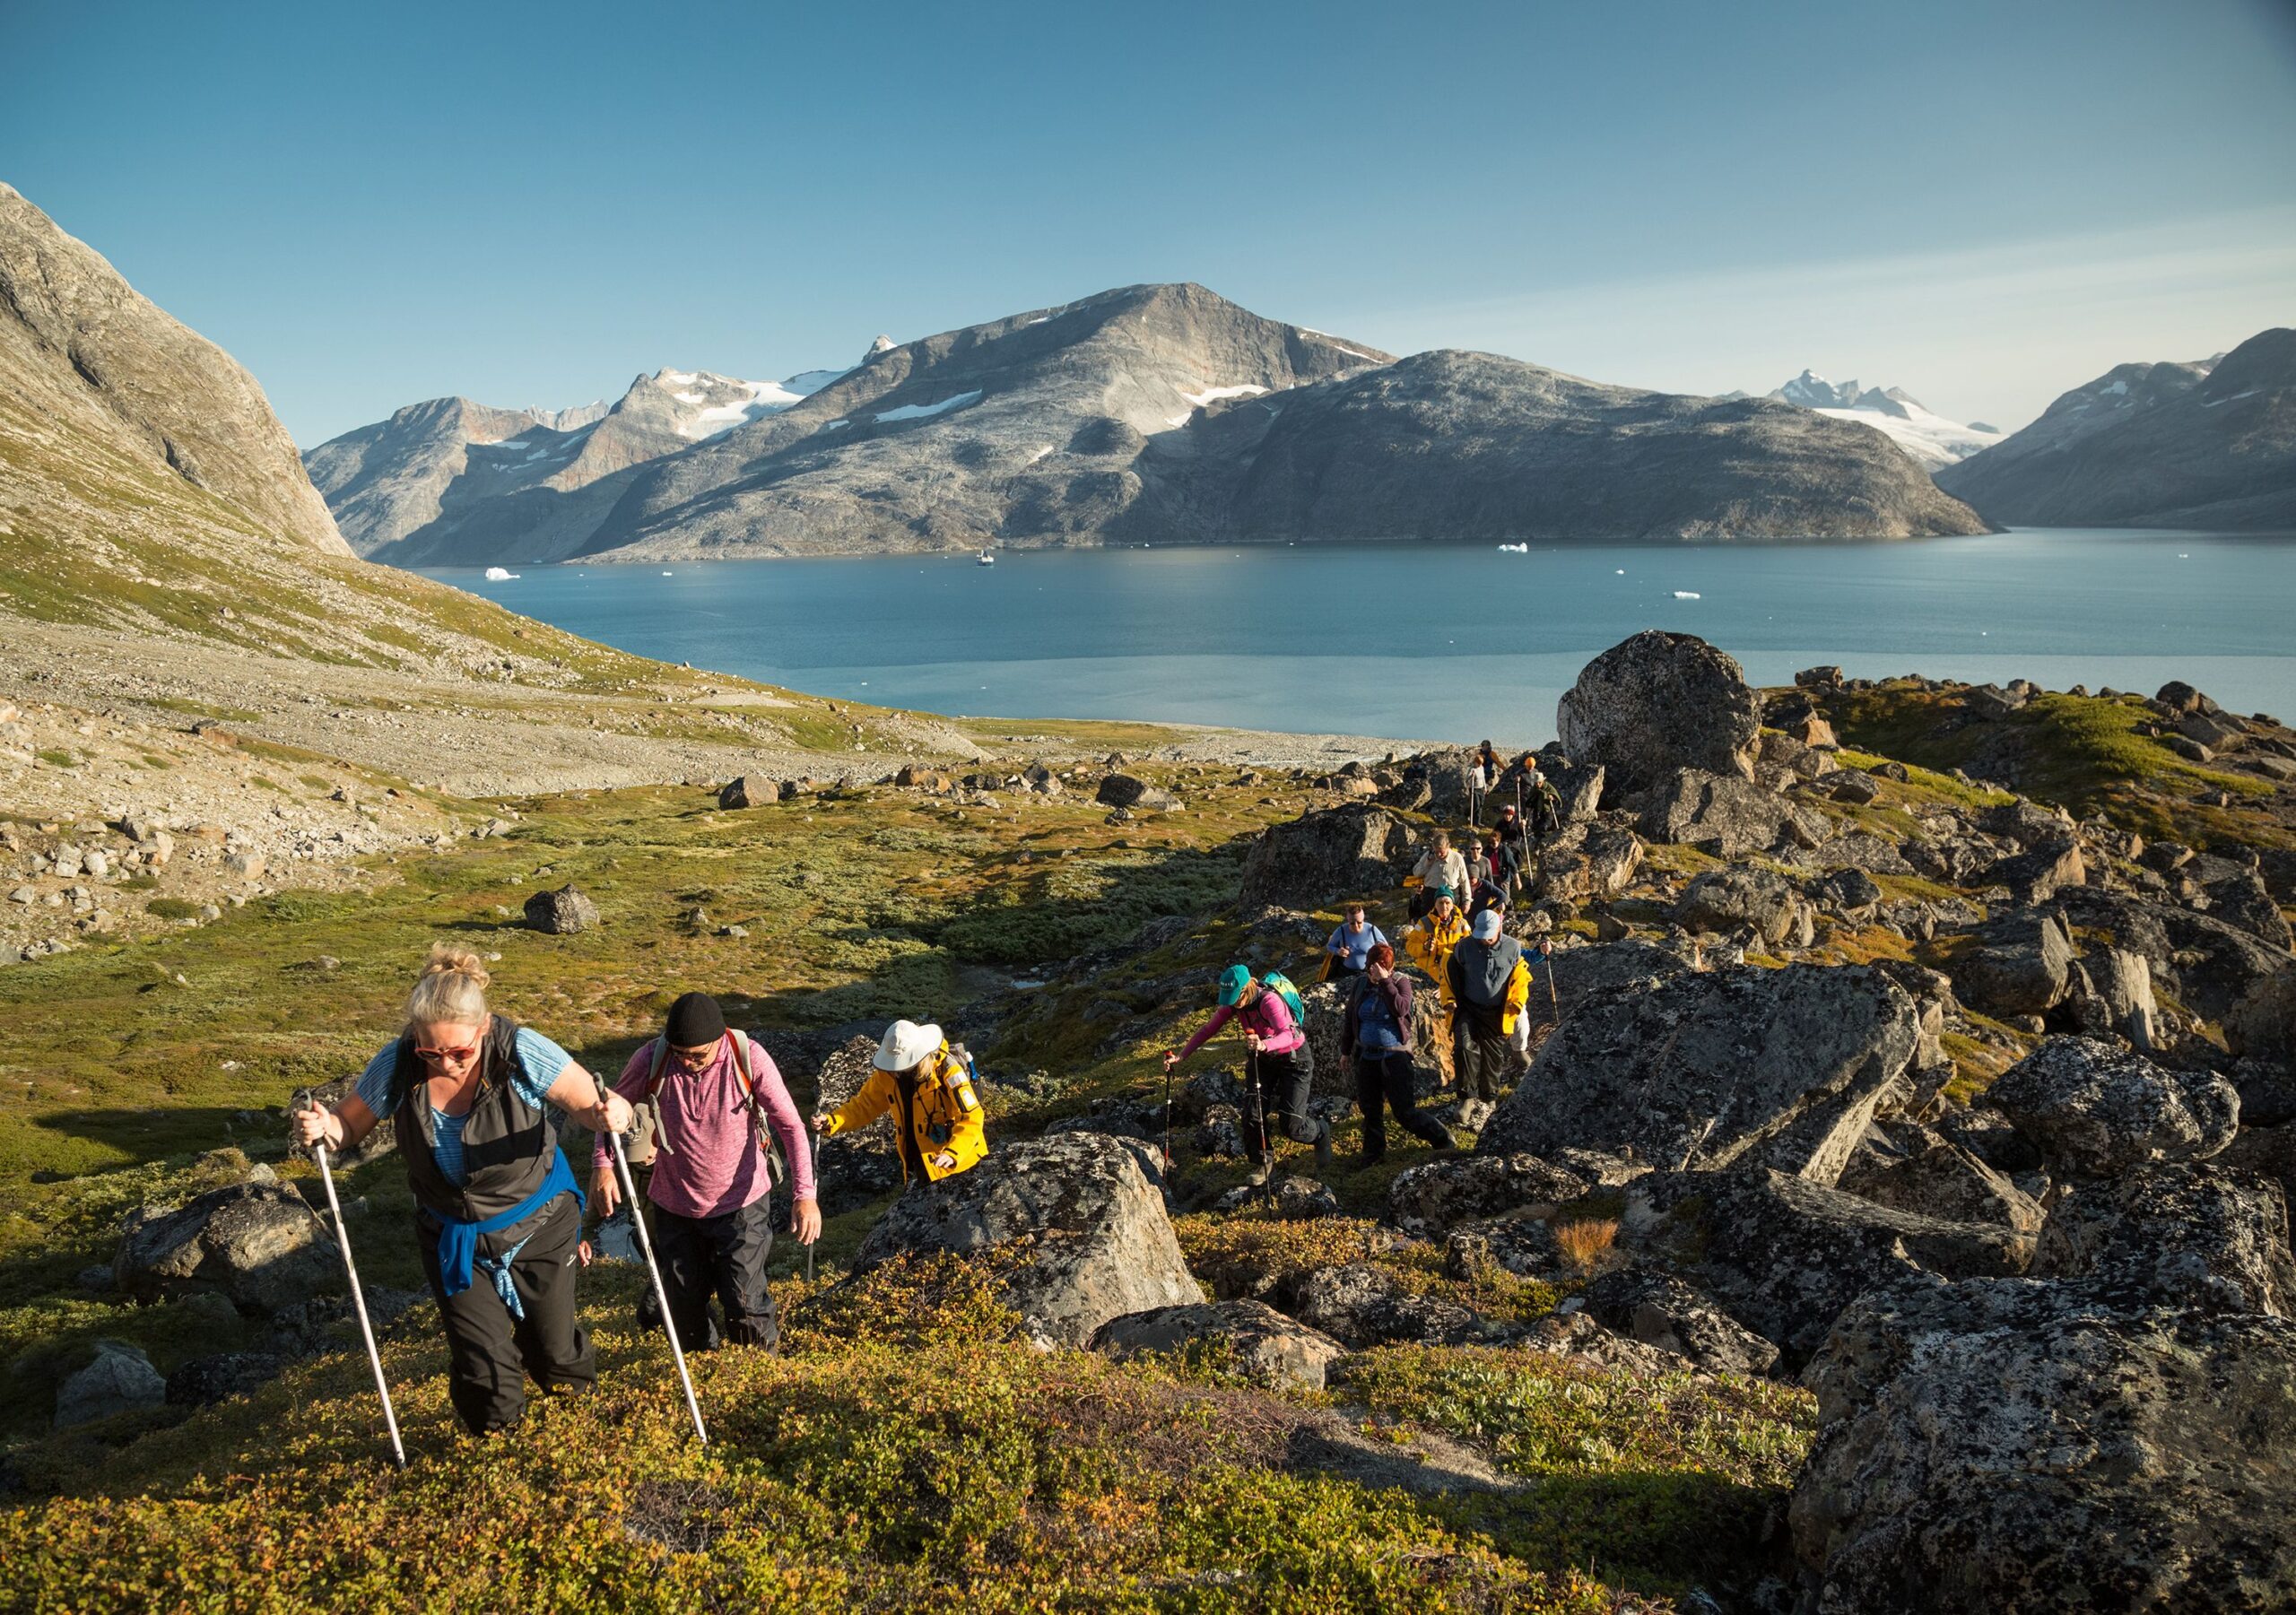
[299,1089,405,1469]
[608,1124,709,1445]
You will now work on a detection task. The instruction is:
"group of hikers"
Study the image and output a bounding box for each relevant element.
[289,747,1548,1442]
[289,946,984,1437]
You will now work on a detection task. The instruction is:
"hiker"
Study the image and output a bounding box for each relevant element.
[1526,762,1563,836]
[1164,965,1331,1173]
[1467,834,1513,916]
[592,993,819,1352]
[1404,892,1470,1086]
[1447,909,1531,1104]
[814,1019,987,1190]
[1492,803,1531,890]
[1323,903,1388,978]
[1474,740,1501,793]
[290,944,628,1436]
[1405,832,1470,920]
[1341,942,1455,1163]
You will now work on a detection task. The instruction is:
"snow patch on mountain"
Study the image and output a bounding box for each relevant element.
[1763,369,2003,469]
[874,389,981,424]
[1178,383,1268,408]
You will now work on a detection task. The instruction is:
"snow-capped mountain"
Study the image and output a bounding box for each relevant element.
[1761,369,2004,470]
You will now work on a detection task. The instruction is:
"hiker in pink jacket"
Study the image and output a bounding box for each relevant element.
[593,993,818,1350]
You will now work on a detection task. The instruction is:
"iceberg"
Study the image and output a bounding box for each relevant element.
[483,566,519,581]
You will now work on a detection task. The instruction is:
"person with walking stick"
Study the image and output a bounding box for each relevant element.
[813,1020,987,1193]
[290,944,629,1437]
[1164,965,1330,1178]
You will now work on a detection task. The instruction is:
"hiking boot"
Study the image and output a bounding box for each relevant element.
[1314,1124,1334,1171]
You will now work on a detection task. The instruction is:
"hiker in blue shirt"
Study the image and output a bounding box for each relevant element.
[1323,904,1389,978]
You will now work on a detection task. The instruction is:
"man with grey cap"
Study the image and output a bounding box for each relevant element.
[1446,908,1531,1104]
[813,1018,987,1188]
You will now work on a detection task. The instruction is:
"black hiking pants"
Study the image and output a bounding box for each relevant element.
[1355,1053,1454,1161]
[655,1195,779,1351]
[418,1193,594,1436]
[1244,1044,1326,1163]
[1453,1012,1514,1103]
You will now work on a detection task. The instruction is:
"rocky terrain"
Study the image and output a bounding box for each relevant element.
[311,281,1987,565]
[1938,326,2295,529]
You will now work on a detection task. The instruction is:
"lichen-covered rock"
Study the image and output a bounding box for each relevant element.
[2058,886,2290,1023]
[1836,1139,2044,1235]
[2033,1162,2295,1315]
[523,883,599,934]
[1387,1152,1589,1236]
[1578,1268,1780,1377]
[1988,1036,2239,1179]
[1095,773,1179,812]
[1948,909,2074,1019]
[1674,864,1816,948]
[1529,826,1644,904]
[1622,1168,2031,1368]
[1090,1298,1346,1391]
[1291,1263,1511,1349]
[1639,768,1818,856]
[2227,963,2296,1065]
[1236,802,1416,910]
[1555,631,1761,794]
[852,1132,1201,1347]
[1538,939,1693,1021]
[113,1181,340,1313]
[1479,964,1918,1185]
[1791,1276,2296,1614]
[55,1340,166,1428]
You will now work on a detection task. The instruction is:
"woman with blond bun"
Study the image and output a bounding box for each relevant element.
[291,944,631,1435]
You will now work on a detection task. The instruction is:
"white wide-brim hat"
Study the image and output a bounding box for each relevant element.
[874,1019,944,1071]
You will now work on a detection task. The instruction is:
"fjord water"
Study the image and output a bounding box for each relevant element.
[423,529,2296,745]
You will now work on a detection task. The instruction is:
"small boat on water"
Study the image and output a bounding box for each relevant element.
[977,549,996,566]
[1495,542,1528,554]
[1673,590,1701,600]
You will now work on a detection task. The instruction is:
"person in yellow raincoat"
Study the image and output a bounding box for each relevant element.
[1404,892,1470,1086]
[1445,908,1532,1104]
[813,1020,987,1188]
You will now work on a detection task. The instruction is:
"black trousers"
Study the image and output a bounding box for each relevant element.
[1243,1044,1326,1161]
[1453,1013,1514,1102]
[1354,1053,1454,1159]
[418,1193,594,1436]
[654,1195,779,1351]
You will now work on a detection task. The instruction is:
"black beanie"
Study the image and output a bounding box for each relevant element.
[665,992,726,1047]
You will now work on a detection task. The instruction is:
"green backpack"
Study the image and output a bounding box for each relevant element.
[1259,971,1307,1029]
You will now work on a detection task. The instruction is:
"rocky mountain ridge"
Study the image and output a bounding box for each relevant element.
[1758,367,2005,470]
[1938,328,2294,529]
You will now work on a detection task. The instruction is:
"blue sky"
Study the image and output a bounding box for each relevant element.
[8,0,2293,445]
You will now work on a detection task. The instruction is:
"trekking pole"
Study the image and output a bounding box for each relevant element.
[298,1090,405,1469]
[1161,1060,1175,1171]
[1248,1046,1271,1192]
[1543,944,1559,1013]
[606,1124,708,1446]
[805,1129,820,1285]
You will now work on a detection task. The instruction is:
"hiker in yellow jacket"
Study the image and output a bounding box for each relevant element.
[1447,909,1533,1104]
[1404,893,1470,1085]
[813,1020,987,1187]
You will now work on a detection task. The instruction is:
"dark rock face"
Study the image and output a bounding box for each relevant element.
[852,1132,1200,1347]
[2059,887,2292,1024]
[1791,1277,2296,1613]
[1089,1298,1345,1391]
[1237,802,1416,910]
[524,884,599,934]
[1290,1263,1508,1349]
[1988,1037,2239,1179]
[113,1182,340,1313]
[1578,1269,1780,1378]
[1936,326,2296,531]
[55,1340,166,1428]
[1530,827,1644,904]
[1386,1153,1590,1236]
[1556,632,1763,794]
[1639,768,1818,856]
[1622,1168,2031,1368]
[718,775,770,809]
[2033,1163,2296,1315]
[1095,773,1178,811]
[166,1350,292,1407]
[1480,964,1918,1184]
[1836,1140,2043,1235]
[1673,864,1816,948]
[1539,939,1694,1020]
[2228,965,2296,1066]
[1944,909,2074,1018]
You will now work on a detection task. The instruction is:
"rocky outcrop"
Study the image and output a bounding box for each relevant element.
[1948,910,2076,1020]
[1791,1277,2296,1612]
[1639,768,1819,857]
[1479,964,1918,1184]
[1577,1269,1780,1378]
[1529,827,1643,904]
[1988,1037,2239,1178]
[1622,1168,2031,1368]
[0,183,348,556]
[1290,1263,1508,1349]
[1836,1139,2043,1235]
[524,884,600,934]
[1089,1298,1346,1391]
[2032,1163,2296,1315]
[852,1132,1201,1347]
[113,1181,339,1313]
[1555,632,1763,794]
[1673,864,1815,948]
[1386,1153,1589,1236]
[54,1340,167,1428]
[1237,803,1415,910]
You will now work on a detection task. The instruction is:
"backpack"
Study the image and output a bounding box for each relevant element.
[1259,971,1307,1029]
[643,1029,787,1192]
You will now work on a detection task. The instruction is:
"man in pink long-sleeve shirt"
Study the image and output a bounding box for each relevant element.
[593,993,819,1350]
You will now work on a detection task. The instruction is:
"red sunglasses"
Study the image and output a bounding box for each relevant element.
[414,1042,482,1064]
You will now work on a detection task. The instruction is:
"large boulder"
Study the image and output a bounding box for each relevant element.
[1089,1298,1346,1391]
[1539,938,1694,1020]
[1555,631,1761,795]
[1290,1263,1506,1349]
[1988,1037,2239,1179]
[2058,887,2292,1023]
[1238,803,1416,911]
[1529,827,1643,904]
[113,1181,340,1313]
[1577,1268,1780,1378]
[2032,1163,2296,1315]
[1639,768,1819,856]
[851,1132,1201,1347]
[1673,864,1816,949]
[1836,1139,2043,1235]
[1791,1277,2296,1613]
[1622,1168,2031,1368]
[54,1340,166,1428]
[1386,1152,1589,1237]
[524,884,599,934]
[1096,773,1180,812]
[1297,974,1447,1099]
[1479,964,1918,1185]
[1946,909,2075,1019]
